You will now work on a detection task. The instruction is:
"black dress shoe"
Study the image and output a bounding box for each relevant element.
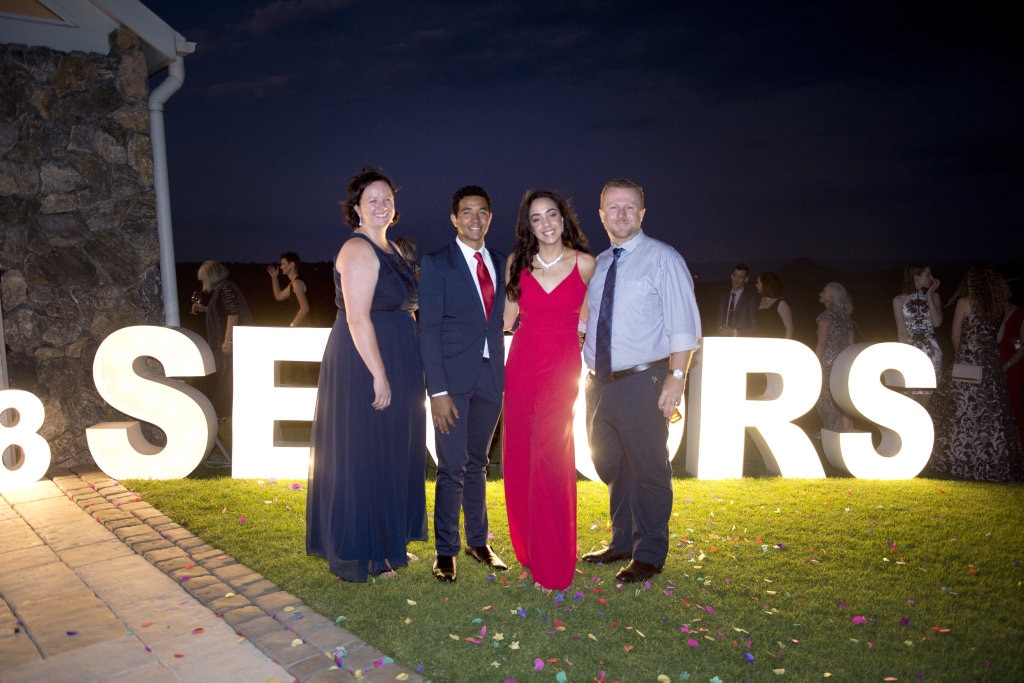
[615,559,663,583]
[581,547,632,564]
[432,555,456,582]
[464,545,508,571]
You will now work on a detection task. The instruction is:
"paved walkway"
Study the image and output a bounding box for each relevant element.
[0,466,423,682]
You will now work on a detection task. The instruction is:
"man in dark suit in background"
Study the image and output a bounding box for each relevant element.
[418,185,508,583]
[716,263,757,336]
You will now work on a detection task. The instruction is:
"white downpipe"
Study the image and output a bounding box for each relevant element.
[149,57,185,326]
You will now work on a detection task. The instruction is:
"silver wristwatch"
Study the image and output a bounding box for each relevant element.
[671,369,685,380]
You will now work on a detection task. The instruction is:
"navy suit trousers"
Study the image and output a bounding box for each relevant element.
[433,359,502,555]
[585,367,672,565]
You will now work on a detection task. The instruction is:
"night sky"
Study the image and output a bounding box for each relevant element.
[142,1,1021,277]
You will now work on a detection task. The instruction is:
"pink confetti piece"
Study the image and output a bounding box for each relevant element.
[687,639,699,648]
[534,658,545,670]
[852,616,867,625]
[180,575,190,582]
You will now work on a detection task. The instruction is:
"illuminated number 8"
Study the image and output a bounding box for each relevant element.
[0,390,51,489]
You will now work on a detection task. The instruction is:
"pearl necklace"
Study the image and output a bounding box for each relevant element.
[534,247,566,269]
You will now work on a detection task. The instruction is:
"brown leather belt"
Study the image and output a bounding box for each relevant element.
[590,357,669,383]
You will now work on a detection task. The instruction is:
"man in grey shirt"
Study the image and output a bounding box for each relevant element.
[581,177,702,583]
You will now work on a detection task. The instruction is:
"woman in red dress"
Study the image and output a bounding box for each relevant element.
[997,284,1024,446]
[502,190,595,590]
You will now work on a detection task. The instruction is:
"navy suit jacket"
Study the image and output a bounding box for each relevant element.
[418,241,506,396]
[716,286,758,335]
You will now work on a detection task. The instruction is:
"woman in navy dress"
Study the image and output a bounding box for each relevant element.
[306,168,427,581]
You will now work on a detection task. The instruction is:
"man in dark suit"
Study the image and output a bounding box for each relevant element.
[716,264,757,336]
[418,185,508,583]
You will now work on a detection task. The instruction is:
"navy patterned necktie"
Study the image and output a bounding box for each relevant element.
[595,247,622,382]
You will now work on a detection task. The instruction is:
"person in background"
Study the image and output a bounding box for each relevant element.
[754,271,794,339]
[929,266,1023,481]
[582,177,701,584]
[502,189,596,591]
[394,235,420,275]
[815,282,855,432]
[997,280,1024,446]
[716,264,757,336]
[192,260,253,419]
[892,263,943,378]
[267,251,310,327]
[419,186,508,583]
[305,168,427,582]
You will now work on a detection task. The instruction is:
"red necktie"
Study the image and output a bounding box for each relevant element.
[474,252,494,321]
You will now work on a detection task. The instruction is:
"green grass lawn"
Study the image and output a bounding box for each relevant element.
[126,468,1024,682]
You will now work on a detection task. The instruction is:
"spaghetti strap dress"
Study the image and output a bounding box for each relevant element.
[901,290,943,377]
[306,234,427,581]
[503,257,587,590]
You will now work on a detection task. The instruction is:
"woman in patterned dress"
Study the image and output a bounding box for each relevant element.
[892,263,943,378]
[928,266,1024,481]
[815,282,855,432]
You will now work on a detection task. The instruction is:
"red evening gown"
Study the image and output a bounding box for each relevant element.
[503,259,586,590]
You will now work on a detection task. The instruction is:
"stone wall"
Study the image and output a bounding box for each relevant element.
[0,28,165,472]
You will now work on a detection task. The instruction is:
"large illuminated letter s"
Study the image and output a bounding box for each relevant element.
[822,342,935,479]
[87,326,216,479]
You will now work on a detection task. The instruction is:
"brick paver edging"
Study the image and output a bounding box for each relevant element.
[50,465,422,683]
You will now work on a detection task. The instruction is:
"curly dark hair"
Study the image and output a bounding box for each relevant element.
[340,167,400,230]
[506,189,590,302]
[949,265,1007,321]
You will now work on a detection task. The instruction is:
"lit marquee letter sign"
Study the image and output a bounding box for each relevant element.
[685,338,935,479]
[1,326,941,488]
